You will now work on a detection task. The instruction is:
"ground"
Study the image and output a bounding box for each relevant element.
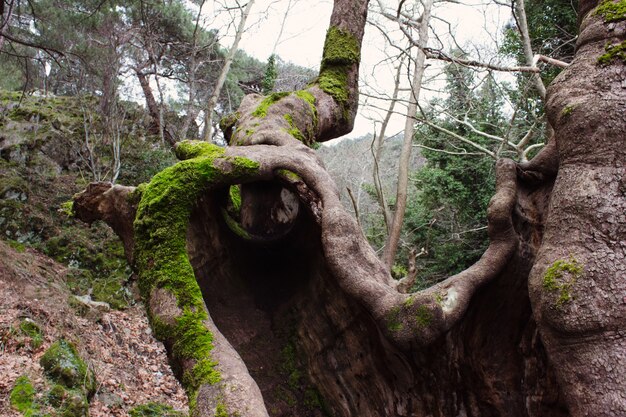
[0,240,188,416]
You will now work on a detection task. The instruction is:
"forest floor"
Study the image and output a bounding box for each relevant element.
[0,240,188,416]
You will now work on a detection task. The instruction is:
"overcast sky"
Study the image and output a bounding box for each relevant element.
[200,0,512,140]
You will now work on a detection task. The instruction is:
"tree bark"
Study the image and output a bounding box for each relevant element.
[72,1,625,416]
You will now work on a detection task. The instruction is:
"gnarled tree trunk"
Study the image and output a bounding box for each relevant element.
[72,1,625,416]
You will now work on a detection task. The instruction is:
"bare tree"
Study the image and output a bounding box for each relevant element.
[202,0,256,142]
[381,0,433,269]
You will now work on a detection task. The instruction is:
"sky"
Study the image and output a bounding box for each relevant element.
[199,0,513,140]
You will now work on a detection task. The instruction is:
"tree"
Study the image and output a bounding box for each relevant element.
[202,0,256,142]
[72,1,625,416]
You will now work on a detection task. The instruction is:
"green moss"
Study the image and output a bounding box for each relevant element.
[252,92,290,118]
[229,185,241,212]
[127,183,147,206]
[281,341,302,389]
[318,26,360,115]
[10,375,36,413]
[415,305,433,328]
[134,140,261,412]
[561,105,575,117]
[221,208,251,239]
[215,402,229,417]
[19,319,43,349]
[58,201,75,218]
[321,26,360,66]
[92,277,127,310]
[391,264,408,280]
[7,239,26,252]
[543,257,583,307]
[283,114,307,143]
[129,402,185,417]
[318,66,349,108]
[40,339,96,396]
[293,90,318,141]
[276,169,301,182]
[435,293,444,306]
[58,389,89,417]
[597,40,626,65]
[595,0,626,22]
[386,306,403,332]
[47,384,66,407]
[218,112,240,134]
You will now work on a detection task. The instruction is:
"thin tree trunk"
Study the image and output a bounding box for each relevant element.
[0,0,15,51]
[180,0,207,141]
[515,0,546,99]
[372,61,403,235]
[382,0,432,269]
[202,0,256,142]
[136,70,161,136]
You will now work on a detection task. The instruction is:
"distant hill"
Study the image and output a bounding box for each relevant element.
[316,133,424,236]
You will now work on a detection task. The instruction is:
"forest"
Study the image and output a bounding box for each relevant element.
[0,0,624,416]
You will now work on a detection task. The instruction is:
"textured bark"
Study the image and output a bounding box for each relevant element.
[72,0,625,416]
[526,1,626,415]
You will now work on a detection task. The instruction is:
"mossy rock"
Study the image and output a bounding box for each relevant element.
[58,389,90,417]
[129,402,186,417]
[40,339,96,397]
[10,375,36,413]
[19,318,44,349]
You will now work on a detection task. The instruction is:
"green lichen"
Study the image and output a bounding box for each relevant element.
[134,140,260,411]
[415,305,433,328]
[543,257,583,307]
[318,26,360,116]
[597,40,626,65]
[595,0,626,22]
[387,306,403,332]
[252,92,290,118]
[10,375,36,413]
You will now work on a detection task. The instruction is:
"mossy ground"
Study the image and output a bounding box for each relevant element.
[0,91,178,311]
[8,340,96,417]
[10,375,36,414]
[129,402,186,417]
